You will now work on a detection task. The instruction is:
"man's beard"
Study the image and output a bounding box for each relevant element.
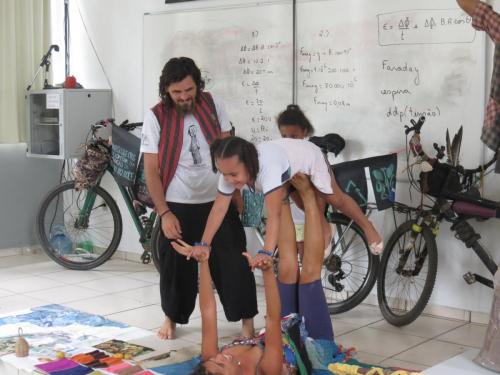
[175,100,194,113]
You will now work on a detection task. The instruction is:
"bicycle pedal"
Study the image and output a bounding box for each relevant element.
[133,200,147,216]
[463,272,476,285]
[140,216,151,225]
[141,251,152,264]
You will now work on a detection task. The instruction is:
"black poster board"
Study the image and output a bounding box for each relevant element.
[111,125,141,187]
[333,153,397,212]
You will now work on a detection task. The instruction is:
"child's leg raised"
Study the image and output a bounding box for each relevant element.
[277,195,300,316]
[292,173,334,341]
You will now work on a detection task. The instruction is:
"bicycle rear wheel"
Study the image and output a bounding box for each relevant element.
[36,181,122,270]
[377,220,438,326]
[323,213,379,314]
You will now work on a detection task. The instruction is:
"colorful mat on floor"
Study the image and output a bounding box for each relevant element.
[0,304,154,374]
[0,304,134,357]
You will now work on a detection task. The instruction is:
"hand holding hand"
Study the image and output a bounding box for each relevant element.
[171,239,210,262]
[242,251,273,271]
[190,245,211,262]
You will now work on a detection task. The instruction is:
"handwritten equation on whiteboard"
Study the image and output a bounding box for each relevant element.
[238,32,286,143]
[377,9,476,45]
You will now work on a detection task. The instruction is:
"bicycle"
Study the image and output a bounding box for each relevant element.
[36,119,160,270]
[377,116,499,326]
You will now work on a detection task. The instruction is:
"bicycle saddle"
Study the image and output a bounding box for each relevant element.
[309,133,345,156]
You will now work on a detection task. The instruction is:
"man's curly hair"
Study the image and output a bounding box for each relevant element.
[158,57,205,107]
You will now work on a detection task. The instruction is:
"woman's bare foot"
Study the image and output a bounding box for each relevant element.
[157,316,176,340]
[241,318,255,338]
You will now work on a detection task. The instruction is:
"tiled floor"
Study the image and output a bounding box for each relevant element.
[0,252,489,372]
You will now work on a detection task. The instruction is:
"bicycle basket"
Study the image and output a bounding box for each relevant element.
[74,142,111,191]
[420,161,461,198]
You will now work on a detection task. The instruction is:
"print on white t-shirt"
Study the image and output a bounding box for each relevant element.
[188,125,203,165]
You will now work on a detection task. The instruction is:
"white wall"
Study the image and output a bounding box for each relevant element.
[53,0,500,314]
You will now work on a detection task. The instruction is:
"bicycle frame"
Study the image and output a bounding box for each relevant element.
[408,201,497,289]
[78,166,157,263]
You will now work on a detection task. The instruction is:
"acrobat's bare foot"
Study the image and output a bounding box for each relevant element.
[240,318,255,338]
[291,173,314,196]
[157,316,176,340]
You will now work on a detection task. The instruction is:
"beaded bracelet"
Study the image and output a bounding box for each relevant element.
[159,209,171,219]
[257,249,273,257]
[194,241,210,248]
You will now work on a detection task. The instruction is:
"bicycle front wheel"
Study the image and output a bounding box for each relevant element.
[36,181,122,270]
[377,220,438,326]
[322,213,379,314]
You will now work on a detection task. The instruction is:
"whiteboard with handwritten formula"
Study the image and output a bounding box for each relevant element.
[296,0,486,165]
[143,1,293,143]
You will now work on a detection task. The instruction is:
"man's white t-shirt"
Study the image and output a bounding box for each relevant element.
[140,95,231,203]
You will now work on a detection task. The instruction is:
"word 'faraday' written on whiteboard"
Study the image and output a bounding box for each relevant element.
[144,0,486,164]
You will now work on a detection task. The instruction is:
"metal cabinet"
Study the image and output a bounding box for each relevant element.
[27,89,112,159]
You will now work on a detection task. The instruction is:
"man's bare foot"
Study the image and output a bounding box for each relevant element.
[157,316,176,340]
[241,318,255,338]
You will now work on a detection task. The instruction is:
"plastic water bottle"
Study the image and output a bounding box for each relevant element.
[76,240,94,254]
[49,225,73,254]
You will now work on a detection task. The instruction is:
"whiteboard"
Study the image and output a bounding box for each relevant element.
[296,0,486,166]
[143,1,294,143]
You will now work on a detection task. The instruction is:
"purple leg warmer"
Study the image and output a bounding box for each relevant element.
[298,279,334,340]
[277,281,298,317]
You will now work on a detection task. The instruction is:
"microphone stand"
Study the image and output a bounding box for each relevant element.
[26,45,59,91]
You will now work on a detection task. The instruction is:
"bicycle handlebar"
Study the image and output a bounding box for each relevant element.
[90,118,114,134]
[464,150,498,174]
[405,115,498,186]
[90,118,143,134]
[404,116,426,135]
